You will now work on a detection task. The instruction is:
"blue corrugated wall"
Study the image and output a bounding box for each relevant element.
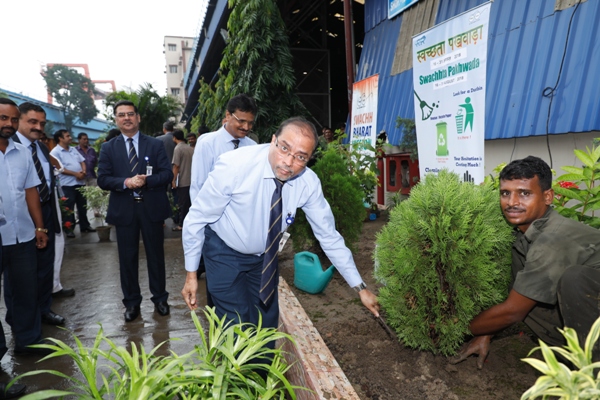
[360,0,600,144]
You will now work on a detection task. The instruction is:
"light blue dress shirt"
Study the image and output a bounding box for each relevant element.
[189,125,256,201]
[0,138,41,245]
[182,144,363,287]
[15,131,50,189]
[50,145,85,186]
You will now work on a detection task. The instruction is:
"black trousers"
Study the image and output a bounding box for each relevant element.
[62,185,91,229]
[2,238,42,350]
[115,202,168,308]
[176,186,191,228]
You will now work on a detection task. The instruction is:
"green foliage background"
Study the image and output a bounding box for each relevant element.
[375,170,513,355]
[43,65,99,133]
[290,148,364,254]
[191,0,305,142]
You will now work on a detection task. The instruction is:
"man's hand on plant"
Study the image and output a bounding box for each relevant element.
[448,335,492,369]
[359,289,380,317]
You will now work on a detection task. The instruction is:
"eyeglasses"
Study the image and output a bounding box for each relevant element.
[116,112,136,118]
[275,138,310,166]
[231,113,255,127]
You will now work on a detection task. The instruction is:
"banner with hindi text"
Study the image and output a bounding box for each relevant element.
[412,2,491,184]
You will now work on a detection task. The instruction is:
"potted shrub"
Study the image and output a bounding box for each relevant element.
[77,186,111,241]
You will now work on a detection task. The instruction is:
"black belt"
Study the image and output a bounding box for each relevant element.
[133,197,143,203]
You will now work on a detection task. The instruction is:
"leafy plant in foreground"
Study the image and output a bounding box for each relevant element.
[521,316,600,400]
[552,142,600,228]
[374,170,513,355]
[15,307,305,399]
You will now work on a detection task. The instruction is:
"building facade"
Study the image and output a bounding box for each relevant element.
[164,36,194,104]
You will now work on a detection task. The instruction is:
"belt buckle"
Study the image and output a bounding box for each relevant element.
[133,196,143,203]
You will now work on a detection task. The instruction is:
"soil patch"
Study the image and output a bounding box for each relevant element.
[278,214,541,400]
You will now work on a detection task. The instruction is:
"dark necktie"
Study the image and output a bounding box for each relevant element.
[260,179,284,305]
[127,138,138,173]
[30,143,50,202]
[232,139,240,149]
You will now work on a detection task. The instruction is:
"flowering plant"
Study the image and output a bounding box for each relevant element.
[552,142,600,228]
[59,196,74,233]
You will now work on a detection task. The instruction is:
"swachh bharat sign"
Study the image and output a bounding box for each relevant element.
[350,74,379,153]
[412,2,490,184]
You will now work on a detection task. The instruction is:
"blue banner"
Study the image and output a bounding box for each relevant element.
[389,0,420,19]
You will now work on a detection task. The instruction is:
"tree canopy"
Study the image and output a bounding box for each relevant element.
[191,0,306,142]
[43,64,99,133]
[104,83,182,135]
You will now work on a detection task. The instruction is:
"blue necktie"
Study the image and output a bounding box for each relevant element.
[127,138,138,173]
[260,179,283,305]
[232,139,240,149]
[30,143,50,202]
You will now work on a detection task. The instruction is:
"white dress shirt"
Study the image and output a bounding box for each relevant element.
[183,144,363,287]
[189,125,256,201]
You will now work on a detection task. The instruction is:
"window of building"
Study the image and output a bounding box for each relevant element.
[168,44,176,51]
[171,88,180,96]
[169,65,178,73]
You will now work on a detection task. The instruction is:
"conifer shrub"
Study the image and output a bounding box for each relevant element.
[374,170,514,355]
[290,148,364,254]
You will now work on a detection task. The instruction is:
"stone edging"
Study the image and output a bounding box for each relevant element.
[277,278,361,400]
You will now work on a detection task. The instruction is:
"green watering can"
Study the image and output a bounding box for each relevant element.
[293,251,336,294]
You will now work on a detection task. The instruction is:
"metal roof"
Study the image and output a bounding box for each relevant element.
[360,0,600,144]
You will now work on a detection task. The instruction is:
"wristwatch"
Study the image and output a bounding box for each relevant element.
[36,227,49,234]
[353,282,367,293]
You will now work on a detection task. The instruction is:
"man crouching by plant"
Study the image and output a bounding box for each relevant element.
[450,156,600,369]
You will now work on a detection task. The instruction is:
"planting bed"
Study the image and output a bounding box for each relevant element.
[278,215,541,400]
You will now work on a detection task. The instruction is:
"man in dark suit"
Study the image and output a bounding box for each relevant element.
[98,100,173,322]
[12,102,65,327]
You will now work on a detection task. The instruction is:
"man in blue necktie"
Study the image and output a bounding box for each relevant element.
[98,101,173,323]
[181,117,380,333]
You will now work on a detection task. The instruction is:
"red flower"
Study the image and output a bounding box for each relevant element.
[64,221,72,228]
[64,207,70,211]
[60,197,67,201]
[558,181,579,189]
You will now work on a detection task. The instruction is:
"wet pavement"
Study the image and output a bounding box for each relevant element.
[0,218,206,395]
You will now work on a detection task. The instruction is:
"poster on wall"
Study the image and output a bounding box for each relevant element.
[350,74,379,152]
[389,0,420,20]
[412,2,491,184]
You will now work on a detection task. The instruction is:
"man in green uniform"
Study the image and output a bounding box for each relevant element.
[451,156,600,368]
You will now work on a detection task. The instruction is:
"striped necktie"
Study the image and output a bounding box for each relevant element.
[127,138,138,173]
[260,179,284,305]
[232,139,240,149]
[30,143,50,202]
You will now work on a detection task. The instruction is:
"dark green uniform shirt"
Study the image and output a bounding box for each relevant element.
[511,208,600,343]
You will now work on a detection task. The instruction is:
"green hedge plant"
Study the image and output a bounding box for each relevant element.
[374,170,513,355]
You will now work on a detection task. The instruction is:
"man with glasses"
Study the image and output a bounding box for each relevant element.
[98,101,173,322]
[188,94,257,305]
[181,117,380,335]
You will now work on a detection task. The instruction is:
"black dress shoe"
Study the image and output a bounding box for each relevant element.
[0,382,26,399]
[41,311,65,326]
[155,301,170,316]
[124,306,141,322]
[81,226,96,233]
[14,339,54,356]
[52,288,75,298]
